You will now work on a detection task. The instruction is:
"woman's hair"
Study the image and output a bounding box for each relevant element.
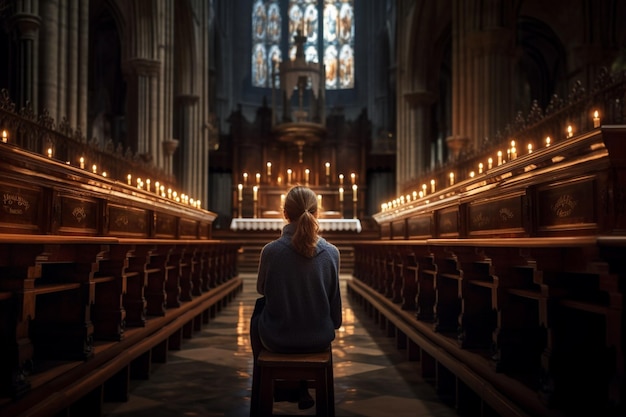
[283,186,319,258]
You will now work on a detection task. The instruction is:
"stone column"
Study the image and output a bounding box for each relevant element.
[176,94,201,198]
[403,90,436,179]
[10,6,41,110]
[124,58,161,162]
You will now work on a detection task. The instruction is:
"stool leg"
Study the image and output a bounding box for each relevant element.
[259,368,274,416]
[315,368,328,417]
[327,364,335,417]
[250,364,260,417]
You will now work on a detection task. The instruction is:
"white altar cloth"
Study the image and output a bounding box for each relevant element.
[230,218,362,233]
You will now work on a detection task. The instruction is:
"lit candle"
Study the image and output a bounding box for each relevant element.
[168,188,172,199]
[160,185,165,197]
[155,181,160,193]
[412,191,418,200]
[497,151,502,166]
[256,172,261,185]
[510,140,517,159]
[146,179,151,192]
[470,171,475,178]
[305,169,310,184]
[47,148,52,158]
[253,185,258,201]
[80,157,85,169]
[266,162,272,176]
[237,183,243,201]
[102,172,107,177]
[127,174,132,185]
[567,125,573,138]
[277,176,282,186]
[325,162,330,176]
[287,169,292,184]
[527,144,533,154]
[478,163,483,174]
[430,179,435,193]
[593,110,600,128]
[1,130,7,143]
[352,184,358,201]
[339,174,344,185]
[546,136,551,147]
[339,187,344,202]
[488,158,493,170]
[243,172,248,186]
[422,184,427,196]
[419,191,424,198]
[92,164,97,174]
[317,195,322,210]
[351,173,356,185]
[449,172,454,186]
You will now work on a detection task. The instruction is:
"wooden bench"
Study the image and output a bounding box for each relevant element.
[250,348,335,417]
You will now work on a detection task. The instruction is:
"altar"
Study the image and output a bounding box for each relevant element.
[230,217,362,232]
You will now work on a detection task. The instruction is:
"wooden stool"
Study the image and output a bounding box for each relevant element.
[250,347,335,416]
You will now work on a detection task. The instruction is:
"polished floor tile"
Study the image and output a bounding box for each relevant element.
[102,273,457,417]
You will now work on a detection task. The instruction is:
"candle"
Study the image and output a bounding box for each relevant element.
[256,173,261,185]
[497,151,502,166]
[160,185,165,197]
[287,169,292,184]
[546,136,551,147]
[127,174,132,185]
[102,172,107,177]
[593,110,600,128]
[155,181,160,193]
[422,184,427,196]
[280,194,285,209]
[237,183,243,201]
[325,162,330,176]
[412,191,418,200]
[510,140,517,159]
[277,176,282,186]
[266,162,272,176]
[419,191,424,198]
[430,179,435,193]
[146,179,151,192]
[253,185,258,201]
[47,148,52,158]
[339,187,344,202]
[339,174,344,185]
[567,125,573,138]
[470,171,475,178]
[527,144,533,154]
[243,172,248,186]
[352,184,358,201]
[168,188,172,199]
[80,157,85,169]
[305,169,310,184]
[92,164,97,174]
[488,158,493,169]
[1,130,7,143]
[478,163,483,174]
[449,172,455,186]
[317,195,322,210]
[351,173,356,185]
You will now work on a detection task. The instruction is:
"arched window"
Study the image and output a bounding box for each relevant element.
[252,0,354,90]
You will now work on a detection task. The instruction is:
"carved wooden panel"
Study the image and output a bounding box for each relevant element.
[199,222,211,239]
[537,177,597,233]
[54,193,99,235]
[380,222,391,239]
[407,214,432,239]
[155,213,177,238]
[437,208,459,237]
[468,194,524,236]
[0,180,43,234]
[179,218,198,239]
[391,220,406,239]
[107,204,150,237]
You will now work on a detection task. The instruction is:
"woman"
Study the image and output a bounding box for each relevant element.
[250,185,342,409]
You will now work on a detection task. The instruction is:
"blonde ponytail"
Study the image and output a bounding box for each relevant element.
[283,186,319,257]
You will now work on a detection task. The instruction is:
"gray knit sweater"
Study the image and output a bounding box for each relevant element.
[257,223,342,353]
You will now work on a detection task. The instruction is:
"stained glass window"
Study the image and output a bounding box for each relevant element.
[251,0,282,88]
[252,0,354,90]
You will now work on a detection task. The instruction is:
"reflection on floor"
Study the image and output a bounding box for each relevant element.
[102,273,458,417]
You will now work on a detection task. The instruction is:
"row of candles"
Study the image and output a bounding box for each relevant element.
[237,183,359,203]
[381,112,602,212]
[1,129,201,209]
[241,162,358,186]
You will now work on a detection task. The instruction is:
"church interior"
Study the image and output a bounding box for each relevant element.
[1,0,626,416]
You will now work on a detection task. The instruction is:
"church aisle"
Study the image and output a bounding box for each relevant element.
[102,273,457,417]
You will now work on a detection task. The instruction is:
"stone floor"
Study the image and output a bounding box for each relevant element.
[102,273,458,417]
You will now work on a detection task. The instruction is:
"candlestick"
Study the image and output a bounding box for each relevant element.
[256,173,261,185]
[127,174,132,185]
[266,162,272,176]
[146,179,151,192]
[237,183,243,201]
[488,158,493,170]
[317,195,322,210]
[593,110,600,128]
[351,173,356,185]
[253,185,258,201]
[422,184,427,196]
[339,174,344,185]
[287,169,292,185]
[243,172,248,186]
[325,162,330,176]
[305,169,310,184]
[339,187,344,202]
[155,181,160,193]
[430,179,435,193]
[352,184,358,202]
